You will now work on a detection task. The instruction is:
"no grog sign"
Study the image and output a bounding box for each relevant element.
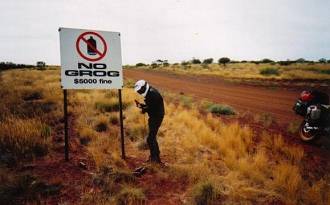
[59,27,123,89]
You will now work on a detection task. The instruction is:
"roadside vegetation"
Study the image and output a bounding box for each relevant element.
[128,58,330,80]
[0,68,329,204]
[0,68,63,203]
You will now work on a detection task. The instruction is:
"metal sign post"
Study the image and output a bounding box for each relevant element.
[59,27,125,161]
[118,89,125,159]
[63,89,69,161]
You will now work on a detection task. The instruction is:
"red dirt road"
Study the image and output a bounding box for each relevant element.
[124,69,301,123]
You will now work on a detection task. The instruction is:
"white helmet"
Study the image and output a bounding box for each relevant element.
[134,80,150,97]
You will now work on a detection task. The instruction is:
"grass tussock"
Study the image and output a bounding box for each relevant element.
[190,181,222,205]
[94,115,109,132]
[0,117,49,160]
[259,67,280,76]
[254,112,275,127]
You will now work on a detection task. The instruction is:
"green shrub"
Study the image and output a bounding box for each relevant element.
[191,58,201,64]
[319,58,327,63]
[22,90,43,101]
[191,181,219,205]
[319,69,330,75]
[136,63,146,67]
[95,101,128,112]
[259,67,280,76]
[94,116,109,132]
[208,104,235,115]
[203,58,213,64]
[95,122,108,132]
[261,58,274,63]
[151,63,158,68]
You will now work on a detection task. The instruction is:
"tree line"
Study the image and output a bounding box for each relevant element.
[0,62,34,71]
[136,57,330,67]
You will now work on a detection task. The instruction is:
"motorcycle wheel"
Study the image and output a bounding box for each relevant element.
[299,121,320,142]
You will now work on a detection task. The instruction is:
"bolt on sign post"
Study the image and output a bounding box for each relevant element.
[59,27,125,161]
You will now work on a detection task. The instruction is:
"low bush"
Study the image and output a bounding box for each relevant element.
[22,90,43,101]
[261,58,274,63]
[191,181,220,205]
[202,58,213,64]
[259,67,280,76]
[136,63,146,67]
[95,101,127,112]
[191,59,201,64]
[207,104,235,115]
[151,63,158,68]
[319,69,330,75]
[109,114,119,125]
[163,62,170,67]
[94,116,108,132]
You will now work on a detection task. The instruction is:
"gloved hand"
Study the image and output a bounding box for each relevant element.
[135,99,147,114]
[135,100,142,108]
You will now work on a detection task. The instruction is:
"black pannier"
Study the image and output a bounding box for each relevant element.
[293,90,329,116]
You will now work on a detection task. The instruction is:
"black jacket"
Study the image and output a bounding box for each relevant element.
[141,87,165,119]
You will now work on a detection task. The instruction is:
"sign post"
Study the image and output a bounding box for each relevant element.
[59,27,125,160]
[118,89,125,159]
[63,89,69,161]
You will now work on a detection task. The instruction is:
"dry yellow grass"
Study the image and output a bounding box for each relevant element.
[0,117,50,158]
[69,79,329,204]
[1,68,329,204]
[0,69,62,161]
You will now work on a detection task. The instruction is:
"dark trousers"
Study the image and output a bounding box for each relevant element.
[147,116,163,161]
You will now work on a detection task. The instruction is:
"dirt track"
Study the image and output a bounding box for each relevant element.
[124,69,302,123]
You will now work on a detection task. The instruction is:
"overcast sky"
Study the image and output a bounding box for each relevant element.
[0,0,329,65]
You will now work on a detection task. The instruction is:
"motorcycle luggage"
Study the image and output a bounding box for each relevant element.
[293,99,308,116]
[293,90,329,116]
[307,105,321,120]
[310,90,329,105]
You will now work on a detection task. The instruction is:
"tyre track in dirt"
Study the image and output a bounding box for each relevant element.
[124,69,302,123]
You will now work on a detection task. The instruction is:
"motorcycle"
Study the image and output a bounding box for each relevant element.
[293,90,330,142]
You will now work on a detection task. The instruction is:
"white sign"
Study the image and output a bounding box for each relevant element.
[59,27,123,89]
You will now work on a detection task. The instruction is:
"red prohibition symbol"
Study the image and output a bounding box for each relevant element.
[76,31,107,62]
